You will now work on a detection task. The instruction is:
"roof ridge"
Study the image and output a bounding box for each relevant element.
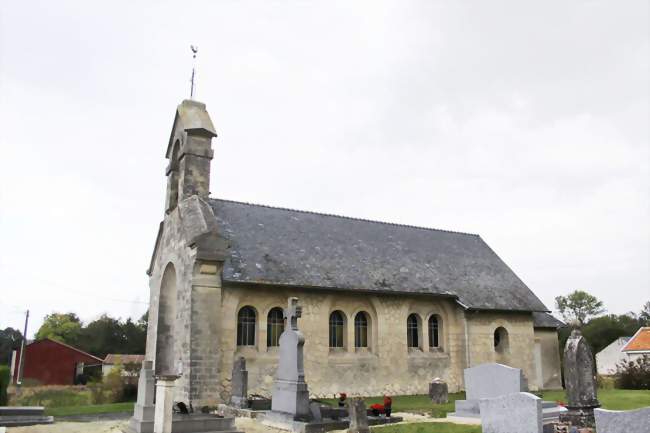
[210,197,480,237]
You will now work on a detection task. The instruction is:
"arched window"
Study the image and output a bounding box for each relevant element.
[237,306,256,346]
[407,314,419,348]
[267,307,284,347]
[494,326,509,354]
[354,312,369,348]
[428,315,440,348]
[329,311,345,348]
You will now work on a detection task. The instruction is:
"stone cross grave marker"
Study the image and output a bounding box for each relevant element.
[270,297,310,420]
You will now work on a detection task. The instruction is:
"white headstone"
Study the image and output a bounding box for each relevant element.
[594,407,650,433]
[465,363,526,400]
[479,392,542,433]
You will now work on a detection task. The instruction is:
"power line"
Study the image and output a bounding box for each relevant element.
[0,263,149,306]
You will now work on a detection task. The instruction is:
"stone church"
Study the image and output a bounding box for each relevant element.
[145,99,564,406]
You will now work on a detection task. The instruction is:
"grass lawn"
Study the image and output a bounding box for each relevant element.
[541,388,650,410]
[323,388,650,418]
[373,422,481,433]
[45,402,135,417]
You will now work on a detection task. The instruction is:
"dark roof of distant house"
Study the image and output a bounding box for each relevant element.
[532,312,565,329]
[29,338,103,362]
[104,354,145,365]
[210,199,549,312]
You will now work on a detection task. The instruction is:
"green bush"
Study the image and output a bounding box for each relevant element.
[616,355,650,390]
[0,366,10,405]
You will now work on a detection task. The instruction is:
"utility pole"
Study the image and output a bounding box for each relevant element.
[16,309,29,387]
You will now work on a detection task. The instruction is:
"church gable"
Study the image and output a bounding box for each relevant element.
[209,198,548,313]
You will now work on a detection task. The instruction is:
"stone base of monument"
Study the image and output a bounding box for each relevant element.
[261,409,402,433]
[559,407,596,428]
[450,399,567,422]
[217,403,267,419]
[123,413,243,433]
[0,406,54,427]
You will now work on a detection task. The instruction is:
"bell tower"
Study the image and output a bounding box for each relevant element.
[164,99,217,213]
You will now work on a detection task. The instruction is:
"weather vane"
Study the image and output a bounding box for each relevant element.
[190,45,198,99]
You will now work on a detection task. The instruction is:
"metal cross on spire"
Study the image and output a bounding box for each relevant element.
[190,45,198,99]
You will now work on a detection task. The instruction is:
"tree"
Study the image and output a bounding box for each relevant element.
[640,301,650,326]
[35,313,83,345]
[79,315,128,359]
[0,327,23,365]
[581,313,642,355]
[555,290,605,327]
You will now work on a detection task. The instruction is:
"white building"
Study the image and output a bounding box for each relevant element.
[102,354,144,377]
[596,337,631,375]
[596,327,650,375]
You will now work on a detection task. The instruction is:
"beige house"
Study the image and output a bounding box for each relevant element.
[145,99,564,406]
[102,354,145,377]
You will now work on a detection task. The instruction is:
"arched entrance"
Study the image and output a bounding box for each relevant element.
[155,262,177,375]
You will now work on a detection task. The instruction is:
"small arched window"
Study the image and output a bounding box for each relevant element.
[494,326,509,354]
[428,315,440,348]
[267,307,284,347]
[237,306,256,346]
[329,311,345,348]
[407,314,419,348]
[354,312,369,348]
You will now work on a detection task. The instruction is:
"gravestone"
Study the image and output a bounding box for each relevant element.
[594,407,650,433]
[230,356,248,408]
[559,329,600,427]
[429,378,448,404]
[347,398,370,433]
[128,360,156,433]
[479,392,542,433]
[452,363,526,417]
[270,297,310,421]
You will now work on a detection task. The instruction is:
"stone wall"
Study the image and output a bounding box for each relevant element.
[464,311,538,390]
[534,328,563,389]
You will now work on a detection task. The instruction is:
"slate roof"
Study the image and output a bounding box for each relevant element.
[532,312,565,329]
[209,199,549,312]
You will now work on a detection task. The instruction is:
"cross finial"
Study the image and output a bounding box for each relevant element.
[284,297,302,330]
[190,45,198,99]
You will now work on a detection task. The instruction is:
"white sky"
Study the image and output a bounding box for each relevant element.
[0,1,648,337]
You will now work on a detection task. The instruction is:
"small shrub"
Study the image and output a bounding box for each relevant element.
[0,366,10,405]
[597,375,616,389]
[88,382,107,404]
[615,355,650,390]
[12,386,90,407]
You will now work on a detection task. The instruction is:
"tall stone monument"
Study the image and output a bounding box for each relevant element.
[270,297,310,421]
[559,329,600,427]
[127,360,156,433]
[230,356,248,408]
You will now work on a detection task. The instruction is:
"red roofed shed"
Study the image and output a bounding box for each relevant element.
[13,338,103,385]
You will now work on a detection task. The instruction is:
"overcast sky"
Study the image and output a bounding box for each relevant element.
[1,1,648,337]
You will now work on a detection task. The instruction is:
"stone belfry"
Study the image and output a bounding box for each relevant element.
[164,99,217,213]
